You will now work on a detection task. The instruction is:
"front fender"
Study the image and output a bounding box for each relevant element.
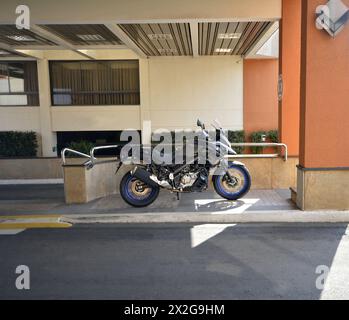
[228,160,246,168]
[211,159,247,176]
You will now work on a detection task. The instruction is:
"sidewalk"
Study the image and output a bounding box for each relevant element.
[0,184,295,215]
[0,184,349,226]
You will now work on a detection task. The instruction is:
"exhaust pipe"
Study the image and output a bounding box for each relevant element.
[132,167,160,188]
[132,166,172,189]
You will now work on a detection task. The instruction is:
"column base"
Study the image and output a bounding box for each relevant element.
[296,166,349,211]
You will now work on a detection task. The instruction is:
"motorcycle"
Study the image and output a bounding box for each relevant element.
[119,119,251,207]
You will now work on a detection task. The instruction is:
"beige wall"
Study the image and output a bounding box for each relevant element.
[51,106,141,131]
[0,49,243,156]
[0,107,41,131]
[50,55,243,132]
[148,56,243,131]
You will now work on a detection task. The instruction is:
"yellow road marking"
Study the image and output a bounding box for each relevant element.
[0,222,72,229]
[0,215,72,229]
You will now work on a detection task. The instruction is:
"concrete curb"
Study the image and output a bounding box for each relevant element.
[60,210,349,224]
[0,179,64,185]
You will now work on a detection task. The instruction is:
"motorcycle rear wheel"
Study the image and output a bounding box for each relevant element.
[120,172,160,208]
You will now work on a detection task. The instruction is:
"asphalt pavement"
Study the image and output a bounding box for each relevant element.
[1,223,349,300]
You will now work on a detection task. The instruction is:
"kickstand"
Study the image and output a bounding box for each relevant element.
[176,192,180,201]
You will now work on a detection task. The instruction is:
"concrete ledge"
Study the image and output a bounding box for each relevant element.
[0,157,298,190]
[241,157,298,189]
[0,158,62,179]
[297,167,349,211]
[64,161,117,204]
[63,157,299,204]
[60,210,349,224]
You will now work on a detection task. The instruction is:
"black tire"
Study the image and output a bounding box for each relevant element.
[120,172,160,208]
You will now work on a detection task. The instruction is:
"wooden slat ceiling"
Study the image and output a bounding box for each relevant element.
[40,24,123,45]
[199,22,273,56]
[118,23,192,56]
[0,49,20,57]
[0,22,272,57]
[0,25,56,46]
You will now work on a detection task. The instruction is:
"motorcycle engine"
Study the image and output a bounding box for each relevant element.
[179,172,199,190]
[178,168,208,192]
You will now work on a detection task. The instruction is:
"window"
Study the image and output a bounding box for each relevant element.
[50,60,140,106]
[0,61,39,106]
[56,131,140,156]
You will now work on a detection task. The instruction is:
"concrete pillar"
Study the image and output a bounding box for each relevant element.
[37,59,57,157]
[279,0,302,156]
[139,58,152,145]
[297,0,349,210]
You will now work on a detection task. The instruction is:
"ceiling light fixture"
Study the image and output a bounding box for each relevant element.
[6,35,35,41]
[218,33,242,39]
[148,34,173,40]
[215,48,233,53]
[76,34,106,41]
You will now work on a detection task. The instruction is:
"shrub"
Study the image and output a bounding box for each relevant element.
[249,130,279,154]
[0,131,38,157]
[267,130,279,143]
[67,140,95,156]
[227,130,245,154]
[250,131,268,154]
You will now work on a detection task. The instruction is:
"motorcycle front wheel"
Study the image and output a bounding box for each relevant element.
[213,164,251,201]
[120,172,160,208]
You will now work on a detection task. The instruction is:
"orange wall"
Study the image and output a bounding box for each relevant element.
[243,59,279,137]
[299,0,349,168]
[279,0,302,157]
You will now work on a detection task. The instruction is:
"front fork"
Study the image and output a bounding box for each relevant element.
[213,159,246,180]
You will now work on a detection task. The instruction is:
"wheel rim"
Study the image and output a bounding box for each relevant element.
[219,167,246,194]
[126,177,153,201]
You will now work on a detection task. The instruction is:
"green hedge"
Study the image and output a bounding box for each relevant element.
[267,130,279,143]
[67,140,95,156]
[0,131,38,157]
[227,130,245,154]
[250,130,279,154]
[250,131,267,154]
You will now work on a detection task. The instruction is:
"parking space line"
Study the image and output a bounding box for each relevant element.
[0,229,25,235]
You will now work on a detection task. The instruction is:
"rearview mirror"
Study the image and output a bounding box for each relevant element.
[197,119,205,130]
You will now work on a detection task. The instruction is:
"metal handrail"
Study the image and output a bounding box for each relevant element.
[90,145,119,165]
[62,142,288,166]
[61,148,92,165]
[230,142,288,161]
